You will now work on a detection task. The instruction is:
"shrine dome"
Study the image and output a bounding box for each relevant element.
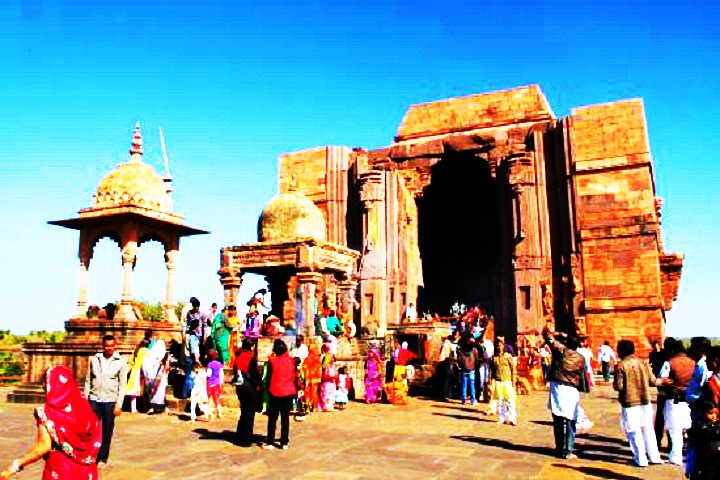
[94,124,171,212]
[257,192,326,242]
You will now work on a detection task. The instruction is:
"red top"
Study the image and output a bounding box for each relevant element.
[234,350,254,374]
[268,354,297,397]
[396,348,418,366]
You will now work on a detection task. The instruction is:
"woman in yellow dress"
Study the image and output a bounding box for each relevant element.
[126,339,150,413]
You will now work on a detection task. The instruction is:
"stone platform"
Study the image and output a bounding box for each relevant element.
[0,383,684,479]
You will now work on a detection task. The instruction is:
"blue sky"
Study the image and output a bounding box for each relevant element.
[0,0,717,336]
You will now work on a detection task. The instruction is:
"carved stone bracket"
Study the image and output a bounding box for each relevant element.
[218,265,243,307]
[655,197,663,223]
[399,167,433,198]
[359,171,384,210]
[506,153,535,187]
[121,244,137,266]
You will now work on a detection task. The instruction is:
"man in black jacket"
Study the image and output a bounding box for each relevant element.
[543,325,587,459]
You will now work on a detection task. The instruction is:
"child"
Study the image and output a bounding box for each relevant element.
[190,362,212,422]
[687,399,720,479]
[335,366,350,409]
[206,349,224,419]
[293,357,307,421]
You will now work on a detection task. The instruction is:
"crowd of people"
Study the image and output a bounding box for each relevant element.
[4,292,720,479]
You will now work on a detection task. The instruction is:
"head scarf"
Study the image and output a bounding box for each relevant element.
[367,345,382,364]
[303,343,322,384]
[40,365,101,465]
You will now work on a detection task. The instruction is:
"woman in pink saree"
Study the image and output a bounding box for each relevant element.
[364,344,383,403]
[318,345,337,411]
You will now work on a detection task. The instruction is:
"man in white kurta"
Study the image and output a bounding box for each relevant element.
[613,339,666,467]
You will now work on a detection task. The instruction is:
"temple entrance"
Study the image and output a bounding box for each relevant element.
[416,152,502,317]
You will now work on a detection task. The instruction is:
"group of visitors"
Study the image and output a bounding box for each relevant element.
[437,330,495,403]
[8,288,720,479]
[545,328,720,477]
[643,336,720,478]
[231,334,356,451]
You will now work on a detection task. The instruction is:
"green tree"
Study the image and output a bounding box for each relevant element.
[135,300,166,322]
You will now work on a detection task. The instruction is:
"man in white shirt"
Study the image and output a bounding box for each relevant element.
[598,341,617,382]
[404,303,417,323]
[577,340,595,390]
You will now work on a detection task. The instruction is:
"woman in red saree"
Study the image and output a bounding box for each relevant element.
[1,365,101,479]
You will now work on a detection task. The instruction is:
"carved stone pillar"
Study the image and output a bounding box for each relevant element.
[164,248,179,323]
[219,268,242,309]
[297,272,323,337]
[75,232,93,319]
[506,152,545,337]
[335,278,357,316]
[358,170,388,335]
[117,240,137,321]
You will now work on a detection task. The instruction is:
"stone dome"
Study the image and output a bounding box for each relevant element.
[257,192,326,242]
[94,125,171,212]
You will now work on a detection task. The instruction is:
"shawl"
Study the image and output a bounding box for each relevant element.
[143,339,167,382]
[37,365,101,465]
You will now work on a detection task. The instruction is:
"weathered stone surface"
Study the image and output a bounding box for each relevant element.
[228,85,682,359]
[396,85,554,141]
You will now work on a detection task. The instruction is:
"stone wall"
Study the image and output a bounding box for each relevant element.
[570,100,666,357]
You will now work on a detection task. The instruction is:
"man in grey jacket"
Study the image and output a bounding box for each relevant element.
[85,334,129,469]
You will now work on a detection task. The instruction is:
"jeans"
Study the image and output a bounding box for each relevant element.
[552,414,577,458]
[90,401,116,463]
[461,370,476,404]
[477,363,489,399]
[601,361,611,381]
[236,386,257,447]
[267,394,293,446]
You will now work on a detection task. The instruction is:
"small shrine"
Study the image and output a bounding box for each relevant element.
[10,124,207,402]
[219,191,361,338]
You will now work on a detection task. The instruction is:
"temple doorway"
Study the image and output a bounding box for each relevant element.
[416,152,502,317]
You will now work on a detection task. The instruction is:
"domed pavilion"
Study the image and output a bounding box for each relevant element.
[50,123,208,325]
[11,124,208,401]
[220,190,360,336]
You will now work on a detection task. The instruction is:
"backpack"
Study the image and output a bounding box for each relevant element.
[459,349,476,372]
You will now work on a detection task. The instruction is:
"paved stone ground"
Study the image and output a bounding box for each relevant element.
[0,383,684,479]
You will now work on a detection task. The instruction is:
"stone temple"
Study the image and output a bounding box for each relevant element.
[221,84,682,357]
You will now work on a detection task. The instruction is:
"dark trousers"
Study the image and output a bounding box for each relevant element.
[236,386,257,447]
[90,401,116,463]
[654,396,672,451]
[267,394,293,446]
[601,361,611,381]
[441,360,453,399]
[552,414,577,458]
